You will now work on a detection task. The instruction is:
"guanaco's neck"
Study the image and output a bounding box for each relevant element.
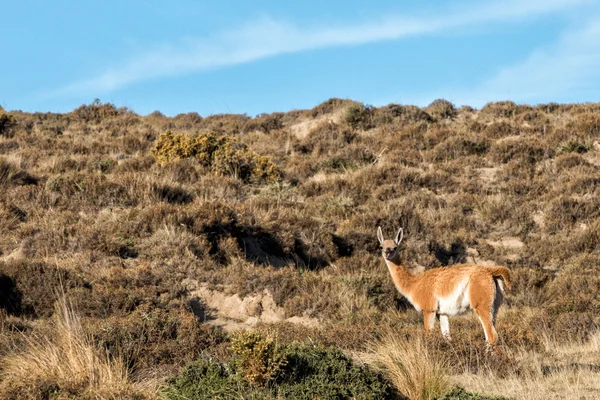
[384,256,416,298]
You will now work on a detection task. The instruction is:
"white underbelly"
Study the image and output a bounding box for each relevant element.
[437,282,471,316]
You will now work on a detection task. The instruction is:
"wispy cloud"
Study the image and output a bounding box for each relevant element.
[51,0,590,97]
[449,17,600,107]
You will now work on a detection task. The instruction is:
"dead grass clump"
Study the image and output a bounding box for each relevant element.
[367,332,451,400]
[87,307,228,372]
[0,112,17,138]
[45,172,134,208]
[0,297,152,399]
[71,99,119,124]
[298,121,355,156]
[572,112,600,137]
[242,112,284,134]
[554,152,591,170]
[309,97,356,118]
[568,174,600,195]
[489,138,552,164]
[425,99,457,120]
[545,196,600,233]
[374,104,433,127]
[171,111,203,130]
[344,103,374,130]
[484,121,518,139]
[0,158,37,186]
[0,260,81,318]
[196,113,250,135]
[480,101,519,118]
[431,137,490,161]
[152,183,194,204]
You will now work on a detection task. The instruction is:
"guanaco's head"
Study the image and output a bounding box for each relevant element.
[377,226,404,261]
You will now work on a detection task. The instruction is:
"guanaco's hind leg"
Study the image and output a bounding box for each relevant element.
[474,307,498,345]
[423,311,436,334]
[469,274,499,345]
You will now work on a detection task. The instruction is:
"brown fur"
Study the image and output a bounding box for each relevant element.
[378,227,511,345]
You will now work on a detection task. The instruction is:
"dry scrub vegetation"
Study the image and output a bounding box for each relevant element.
[1,99,600,398]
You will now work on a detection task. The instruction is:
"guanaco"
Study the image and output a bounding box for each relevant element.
[377,226,511,346]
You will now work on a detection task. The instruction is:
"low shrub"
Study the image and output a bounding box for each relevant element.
[480,101,519,118]
[0,159,37,186]
[345,103,374,130]
[426,99,457,120]
[0,112,17,137]
[151,131,281,183]
[230,330,287,387]
[163,331,396,399]
[559,141,591,154]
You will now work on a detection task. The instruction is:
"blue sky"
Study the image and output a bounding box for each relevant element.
[2,0,600,116]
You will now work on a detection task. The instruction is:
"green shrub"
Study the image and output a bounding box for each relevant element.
[162,358,246,400]
[151,131,281,184]
[230,330,287,387]
[163,332,396,400]
[275,344,395,399]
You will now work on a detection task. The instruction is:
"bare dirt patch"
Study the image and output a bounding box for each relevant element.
[183,279,319,331]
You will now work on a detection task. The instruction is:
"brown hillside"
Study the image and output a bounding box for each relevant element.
[1,98,600,398]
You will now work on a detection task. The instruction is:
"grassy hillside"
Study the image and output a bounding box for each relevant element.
[1,98,600,399]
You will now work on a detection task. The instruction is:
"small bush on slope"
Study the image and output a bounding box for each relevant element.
[0,112,17,137]
[151,131,281,183]
[426,99,457,120]
[163,331,396,400]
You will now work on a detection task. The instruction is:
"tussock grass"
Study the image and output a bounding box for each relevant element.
[454,331,600,399]
[366,332,451,400]
[0,296,154,399]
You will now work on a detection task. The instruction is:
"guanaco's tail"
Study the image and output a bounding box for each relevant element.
[486,266,512,291]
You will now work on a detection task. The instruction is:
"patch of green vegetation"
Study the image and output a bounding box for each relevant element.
[559,141,591,154]
[152,131,281,184]
[163,332,396,400]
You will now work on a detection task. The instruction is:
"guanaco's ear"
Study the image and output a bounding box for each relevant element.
[394,228,404,246]
[377,226,384,245]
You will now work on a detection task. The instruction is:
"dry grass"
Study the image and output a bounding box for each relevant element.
[2,99,600,398]
[454,331,600,399]
[365,331,451,400]
[0,296,155,399]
